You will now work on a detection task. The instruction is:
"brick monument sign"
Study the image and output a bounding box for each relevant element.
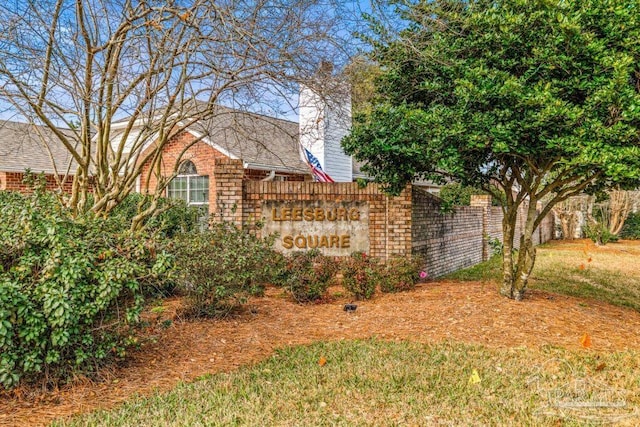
[262,201,369,256]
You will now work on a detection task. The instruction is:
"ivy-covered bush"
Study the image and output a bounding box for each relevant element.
[584,222,619,246]
[341,252,380,300]
[172,224,283,318]
[0,190,172,389]
[278,250,338,303]
[379,256,423,293]
[109,193,202,237]
[620,213,640,240]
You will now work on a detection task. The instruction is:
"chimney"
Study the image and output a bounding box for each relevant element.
[299,80,353,182]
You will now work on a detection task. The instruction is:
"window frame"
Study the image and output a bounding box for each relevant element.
[166,161,209,208]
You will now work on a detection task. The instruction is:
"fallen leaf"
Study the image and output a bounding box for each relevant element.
[579,264,585,270]
[318,357,327,367]
[468,369,481,385]
[595,362,606,371]
[587,257,592,263]
[581,333,592,348]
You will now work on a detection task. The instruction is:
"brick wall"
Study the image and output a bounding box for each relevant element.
[1,153,555,278]
[241,178,412,260]
[0,171,75,193]
[535,207,555,245]
[213,158,244,225]
[543,216,555,242]
[234,151,412,259]
[468,195,555,257]
[211,159,554,276]
[410,193,554,277]
[413,187,484,277]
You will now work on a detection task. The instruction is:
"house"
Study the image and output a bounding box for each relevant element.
[0,120,77,192]
[133,86,363,215]
[1,87,438,210]
[0,85,358,206]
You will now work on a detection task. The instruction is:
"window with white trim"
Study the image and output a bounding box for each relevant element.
[167,160,209,222]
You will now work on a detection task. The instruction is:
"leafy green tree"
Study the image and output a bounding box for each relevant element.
[343,0,640,299]
[438,183,487,206]
[343,55,384,116]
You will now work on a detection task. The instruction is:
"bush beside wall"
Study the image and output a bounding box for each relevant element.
[0,190,171,389]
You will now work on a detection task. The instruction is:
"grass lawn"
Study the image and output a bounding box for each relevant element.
[446,240,640,312]
[54,339,640,426]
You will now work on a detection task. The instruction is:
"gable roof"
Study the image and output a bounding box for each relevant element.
[185,105,366,177]
[0,120,77,175]
[0,106,362,180]
[187,108,308,174]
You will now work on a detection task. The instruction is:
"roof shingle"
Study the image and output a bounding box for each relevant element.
[0,120,77,175]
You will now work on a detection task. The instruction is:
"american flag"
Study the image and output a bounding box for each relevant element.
[302,147,334,183]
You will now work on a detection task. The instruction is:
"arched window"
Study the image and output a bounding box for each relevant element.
[167,160,209,214]
[178,160,198,175]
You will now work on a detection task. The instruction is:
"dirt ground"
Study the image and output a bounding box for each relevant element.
[2,273,640,426]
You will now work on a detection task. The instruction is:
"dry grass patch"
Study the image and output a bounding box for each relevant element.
[446,240,640,311]
[533,240,640,311]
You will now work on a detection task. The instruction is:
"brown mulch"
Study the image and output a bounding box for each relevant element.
[2,281,640,426]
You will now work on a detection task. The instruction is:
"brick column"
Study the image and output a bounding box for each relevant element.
[385,185,413,259]
[470,194,492,261]
[212,158,244,226]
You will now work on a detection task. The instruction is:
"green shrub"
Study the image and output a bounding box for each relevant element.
[172,224,282,318]
[487,236,505,256]
[0,190,171,389]
[584,222,619,245]
[438,183,502,212]
[109,193,202,237]
[620,212,640,240]
[106,194,202,298]
[438,183,486,207]
[278,250,338,303]
[379,256,423,293]
[342,252,380,300]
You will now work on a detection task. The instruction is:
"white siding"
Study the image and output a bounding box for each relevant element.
[323,93,352,182]
[298,84,352,182]
[299,86,326,167]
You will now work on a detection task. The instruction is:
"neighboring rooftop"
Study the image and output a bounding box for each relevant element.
[115,103,363,177]
[189,107,308,174]
[0,120,77,175]
[0,106,364,179]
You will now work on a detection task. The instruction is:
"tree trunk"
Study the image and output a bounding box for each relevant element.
[609,190,630,236]
[501,199,539,301]
[500,208,517,298]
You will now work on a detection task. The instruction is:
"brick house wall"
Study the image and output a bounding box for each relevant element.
[138,131,307,215]
[0,171,75,193]
[138,131,225,208]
